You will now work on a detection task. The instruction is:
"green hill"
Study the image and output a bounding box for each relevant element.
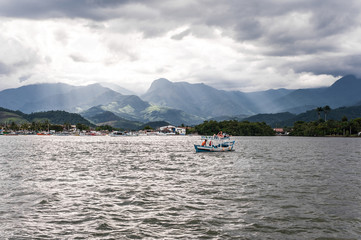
[138,121,170,130]
[25,110,93,125]
[243,105,361,127]
[278,105,361,127]
[87,111,123,123]
[81,107,142,130]
[0,107,28,124]
[0,107,92,126]
[243,112,296,127]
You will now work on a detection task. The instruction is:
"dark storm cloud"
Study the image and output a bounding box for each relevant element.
[0,0,132,20]
[1,0,361,78]
[291,55,361,78]
[202,0,359,55]
[2,0,358,42]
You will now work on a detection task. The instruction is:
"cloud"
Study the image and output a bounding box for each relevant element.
[69,54,89,62]
[0,62,11,75]
[19,74,32,83]
[0,0,132,20]
[290,55,361,78]
[54,29,69,45]
[171,28,191,40]
[1,0,361,93]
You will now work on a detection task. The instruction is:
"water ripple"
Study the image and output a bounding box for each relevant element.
[0,136,360,239]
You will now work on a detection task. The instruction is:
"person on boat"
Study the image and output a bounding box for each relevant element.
[202,139,207,146]
[217,131,224,138]
[209,141,212,146]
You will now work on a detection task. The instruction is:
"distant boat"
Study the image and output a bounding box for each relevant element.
[109,131,125,137]
[2,131,18,136]
[36,132,51,136]
[194,133,235,152]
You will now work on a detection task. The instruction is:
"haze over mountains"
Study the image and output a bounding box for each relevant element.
[142,75,361,116]
[142,78,294,117]
[0,75,361,127]
[0,82,203,126]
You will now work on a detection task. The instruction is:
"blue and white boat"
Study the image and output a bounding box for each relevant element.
[194,134,235,152]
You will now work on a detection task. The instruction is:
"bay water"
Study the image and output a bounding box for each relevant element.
[0,135,360,239]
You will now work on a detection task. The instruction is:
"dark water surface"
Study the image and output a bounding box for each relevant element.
[0,135,360,239]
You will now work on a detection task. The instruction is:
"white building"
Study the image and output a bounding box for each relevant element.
[159,125,186,135]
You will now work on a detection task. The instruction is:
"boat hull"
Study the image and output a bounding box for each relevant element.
[194,142,235,152]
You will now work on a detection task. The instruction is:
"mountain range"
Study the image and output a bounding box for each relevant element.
[0,75,360,127]
[142,78,300,117]
[0,82,202,126]
[142,75,361,116]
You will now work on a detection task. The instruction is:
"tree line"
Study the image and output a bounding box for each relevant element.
[288,106,361,136]
[0,120,121,132]
[1,120,87,132]
[289,117,361,136]
[189,120,275,136]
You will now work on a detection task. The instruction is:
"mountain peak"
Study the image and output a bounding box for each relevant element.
[330,75,358,88]
[147,78,172,93]
[153,78,171,85]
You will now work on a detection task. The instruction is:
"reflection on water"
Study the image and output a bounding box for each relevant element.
[0,136,360,239]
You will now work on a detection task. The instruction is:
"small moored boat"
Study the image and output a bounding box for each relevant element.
[194,133,235,152]
[109,131,125,137]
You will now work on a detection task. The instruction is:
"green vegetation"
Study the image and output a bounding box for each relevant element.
[2,121,54,132]
[95,125,118,132]
[2,120,94,132]
[143,125,153,130]
[244,105,361,127]
[76,123,90,131]
[85,111,121,123]
[138,121,169,130]
[243,112,295,127]
[192,120,275,136]
[0,107,93,131]
[0,107,27,124]
[25,110,92,125]
[82,108,143,130]
[290,118,361,136]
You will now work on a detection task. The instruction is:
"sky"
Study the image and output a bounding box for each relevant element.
[0,0,361,94]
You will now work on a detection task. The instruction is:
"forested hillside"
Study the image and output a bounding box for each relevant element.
[0,107,92,125]
[191,120,275,136]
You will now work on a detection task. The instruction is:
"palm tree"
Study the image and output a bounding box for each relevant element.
[316,107,323,120]
[323,105,331,121]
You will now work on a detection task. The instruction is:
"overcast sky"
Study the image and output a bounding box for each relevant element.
[0,0,360,93]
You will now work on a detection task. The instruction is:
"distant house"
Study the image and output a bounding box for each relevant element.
[176,127,186,135]
[159,125,186,135]
[273,128,284,133]
[273,128,289,135]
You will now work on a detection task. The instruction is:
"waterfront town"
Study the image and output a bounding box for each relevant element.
[0,124,187,136]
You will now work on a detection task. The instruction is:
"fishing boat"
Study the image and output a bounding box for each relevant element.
[194,133,235,152]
